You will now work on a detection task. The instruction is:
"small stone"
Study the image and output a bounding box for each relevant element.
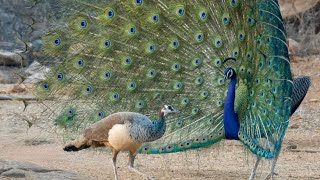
[290,124,300,129]
[288,38,301,56]
[9,84,26,93]
[1,168,26,178]
[286,144,298,150]
[24,61,50,84]
[0,159,89,180]
[0,51,24,66]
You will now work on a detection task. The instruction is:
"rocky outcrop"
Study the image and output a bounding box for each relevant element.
[0,159,89,180]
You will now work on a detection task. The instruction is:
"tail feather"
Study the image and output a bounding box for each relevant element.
[291,76,311,115]
[64,144,91,152]
[63,135,90,152]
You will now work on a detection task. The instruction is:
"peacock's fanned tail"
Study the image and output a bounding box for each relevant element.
[32,0,292,158]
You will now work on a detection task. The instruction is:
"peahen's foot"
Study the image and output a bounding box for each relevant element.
[264,172,278,180]
[128,166,152,180]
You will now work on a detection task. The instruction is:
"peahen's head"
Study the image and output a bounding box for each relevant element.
[224,67,236,80]
[161,105,179,116]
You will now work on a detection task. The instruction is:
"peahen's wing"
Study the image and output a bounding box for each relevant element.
[30,0,292,157]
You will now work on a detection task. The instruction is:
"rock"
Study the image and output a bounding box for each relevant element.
[290,56,305,63]
[0,51,24,66]
[290,124,300,129]
[280,0,320,18]
[1,169,26,178]
[24,61,50,84]
[25,170,87,180]
[0,68,20,84]
[286,144,298,150]
[9,84,26,93]
[25,61,45,76]
[310,99,319,102]
[0,159,88,180]
[288,38,301,56]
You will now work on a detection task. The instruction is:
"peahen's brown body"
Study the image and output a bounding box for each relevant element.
[64,105,178,180]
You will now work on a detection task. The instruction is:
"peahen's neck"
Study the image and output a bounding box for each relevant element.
[131,111,166,143]
[223,77,240,140]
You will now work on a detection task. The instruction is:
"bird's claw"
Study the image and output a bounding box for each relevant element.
[264,172,278,180]
[144,176,156,180]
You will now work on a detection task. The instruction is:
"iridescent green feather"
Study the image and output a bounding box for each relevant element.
[33,0,292,158]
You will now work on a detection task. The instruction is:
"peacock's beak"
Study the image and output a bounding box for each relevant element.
[224,75,227,82]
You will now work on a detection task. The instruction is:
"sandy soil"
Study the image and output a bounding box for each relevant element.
[0,56,319,180]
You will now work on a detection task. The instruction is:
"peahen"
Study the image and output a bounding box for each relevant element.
[26,0,310,179]
[63,104,178,180]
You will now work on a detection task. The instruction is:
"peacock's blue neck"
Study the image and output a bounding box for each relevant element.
[223,77,240,140]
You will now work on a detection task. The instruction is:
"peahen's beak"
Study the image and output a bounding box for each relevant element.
[172,109,180,113]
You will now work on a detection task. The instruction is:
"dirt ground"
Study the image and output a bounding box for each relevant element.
[0,56,319,180]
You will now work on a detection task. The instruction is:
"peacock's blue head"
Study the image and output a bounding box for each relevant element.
[224,67,236,80]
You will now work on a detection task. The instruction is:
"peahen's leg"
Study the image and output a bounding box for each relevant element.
[128,151,148,178]
[249,157,261,180]
[112,149,120,180]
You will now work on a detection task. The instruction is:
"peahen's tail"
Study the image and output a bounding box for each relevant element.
[63,135,91,152]
[63,133,107,152]
[64,144,91,152]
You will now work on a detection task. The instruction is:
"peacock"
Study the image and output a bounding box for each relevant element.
[25,0,310,179]
[250,75,311,179]
[63,104,179,180]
